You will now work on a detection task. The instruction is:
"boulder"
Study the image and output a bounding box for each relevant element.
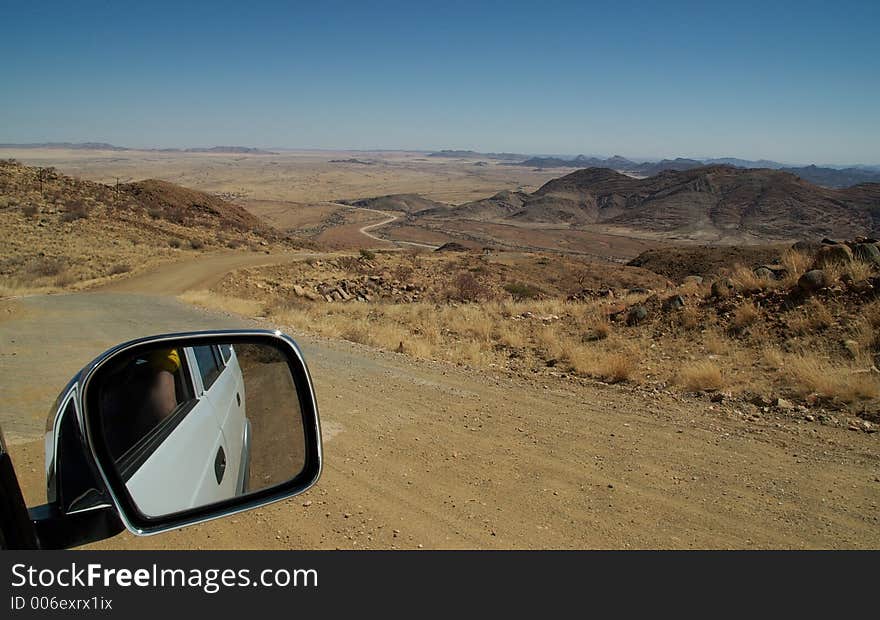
[853,242,880,266]
[791,240,820,255]
[662,294,685,311]
[798,269,830,293]
[813,243,853,268]
[753,267,774,280]
[754,264,787,280]
[626,305,648,326]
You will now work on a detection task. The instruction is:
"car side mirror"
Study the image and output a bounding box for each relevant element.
[32,330,322,547]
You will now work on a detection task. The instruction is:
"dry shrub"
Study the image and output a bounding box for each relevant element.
[788,298,834,335]
[861,300,880,329]
[21,204,38,218]
[594,351,637,384]
[577,308,611,341]
[168,237,182,249]
[731,265,766,293]
[852,318,876,352]
[677,361,723,391]
[497,322,527,349]
[337,256,360,272]
[780,249,813,288]
[703,331,728,355]
[845,259,874,283]
[761,346,784,370]
[449,271,487,302]
[678,305,701,330]
[190,238,205,250]
[731,301,760,331]
[53,271,77,287]
[784,354,880,402]
[503,281,541,301]
[28,257,65,278]
[569,345,637,383]
[61,201,89,222]
[108,263,131,276]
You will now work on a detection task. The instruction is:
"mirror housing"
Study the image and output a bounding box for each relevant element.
[34,329,322,546]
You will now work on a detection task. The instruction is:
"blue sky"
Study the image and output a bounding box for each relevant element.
[1,0,878,164]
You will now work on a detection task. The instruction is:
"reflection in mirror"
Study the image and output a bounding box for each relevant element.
[92,342,306,517]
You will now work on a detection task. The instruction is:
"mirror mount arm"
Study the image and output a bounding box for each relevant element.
[28,503,124,550]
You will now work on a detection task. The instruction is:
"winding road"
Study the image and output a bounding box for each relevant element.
[333,203,440,250]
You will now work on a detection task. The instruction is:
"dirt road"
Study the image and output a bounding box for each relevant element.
[332,203,440,250]
[2,254,878,549]
[97,251,313,295]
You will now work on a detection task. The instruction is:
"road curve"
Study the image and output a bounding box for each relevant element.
[95,251,315,295]
[332,203,440,250]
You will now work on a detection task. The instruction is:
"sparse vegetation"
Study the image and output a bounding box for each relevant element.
[503,281,541,301]
[677,361,723,392]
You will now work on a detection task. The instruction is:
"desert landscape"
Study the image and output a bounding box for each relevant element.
[1,146,879,549]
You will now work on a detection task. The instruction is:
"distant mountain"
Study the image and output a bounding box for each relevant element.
[703,157,786,168]
[427,150,525,161]
[422,165,880,242]
[0,142,129,151]
[164,146,275,154]
[0,143,274,154]
[511,154,880,188]
[778,165,880,189]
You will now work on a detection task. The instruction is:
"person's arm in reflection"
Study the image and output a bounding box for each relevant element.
[145,348,180,423]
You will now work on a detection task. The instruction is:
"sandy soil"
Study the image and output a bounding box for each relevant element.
[1,254,878,549]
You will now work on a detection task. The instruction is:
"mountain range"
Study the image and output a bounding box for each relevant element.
[414,165,880,242]
[512,155,880,189]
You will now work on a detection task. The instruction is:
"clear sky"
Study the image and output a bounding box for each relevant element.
[1,0,878,164]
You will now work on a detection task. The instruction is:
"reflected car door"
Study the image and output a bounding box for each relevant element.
[124,347,229,516]
[190,345,247,499]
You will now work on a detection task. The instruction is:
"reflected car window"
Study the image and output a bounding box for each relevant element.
[193,345,223,391]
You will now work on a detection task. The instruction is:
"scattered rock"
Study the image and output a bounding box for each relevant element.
[710,278,735,298]
[853,242,880,266]
[797,269,830,293]
[626,305,648,326]
[775,397,795,410]
[682,275,703,286]
[662,294,685,311]
[813,243,853,268]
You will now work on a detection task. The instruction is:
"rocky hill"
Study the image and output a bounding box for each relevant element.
[430,166,880,242]
[0,159,285,291]
[341,194,447,214]
[513,155,880,188]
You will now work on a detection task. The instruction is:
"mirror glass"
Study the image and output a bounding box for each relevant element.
[90,341,307,518]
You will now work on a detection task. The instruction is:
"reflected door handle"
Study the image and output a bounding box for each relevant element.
[214,446,226,484]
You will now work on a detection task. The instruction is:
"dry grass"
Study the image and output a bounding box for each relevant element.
[703,331,728,355]
[678,305,701,330]
[779,249,814,288]
[731,301,760,331]
[784,354,880,402]
[568,344,637,383]
[180,290,265,317]
[677,361,724,391]
[730,265,767,293]
[788,298,834,335]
